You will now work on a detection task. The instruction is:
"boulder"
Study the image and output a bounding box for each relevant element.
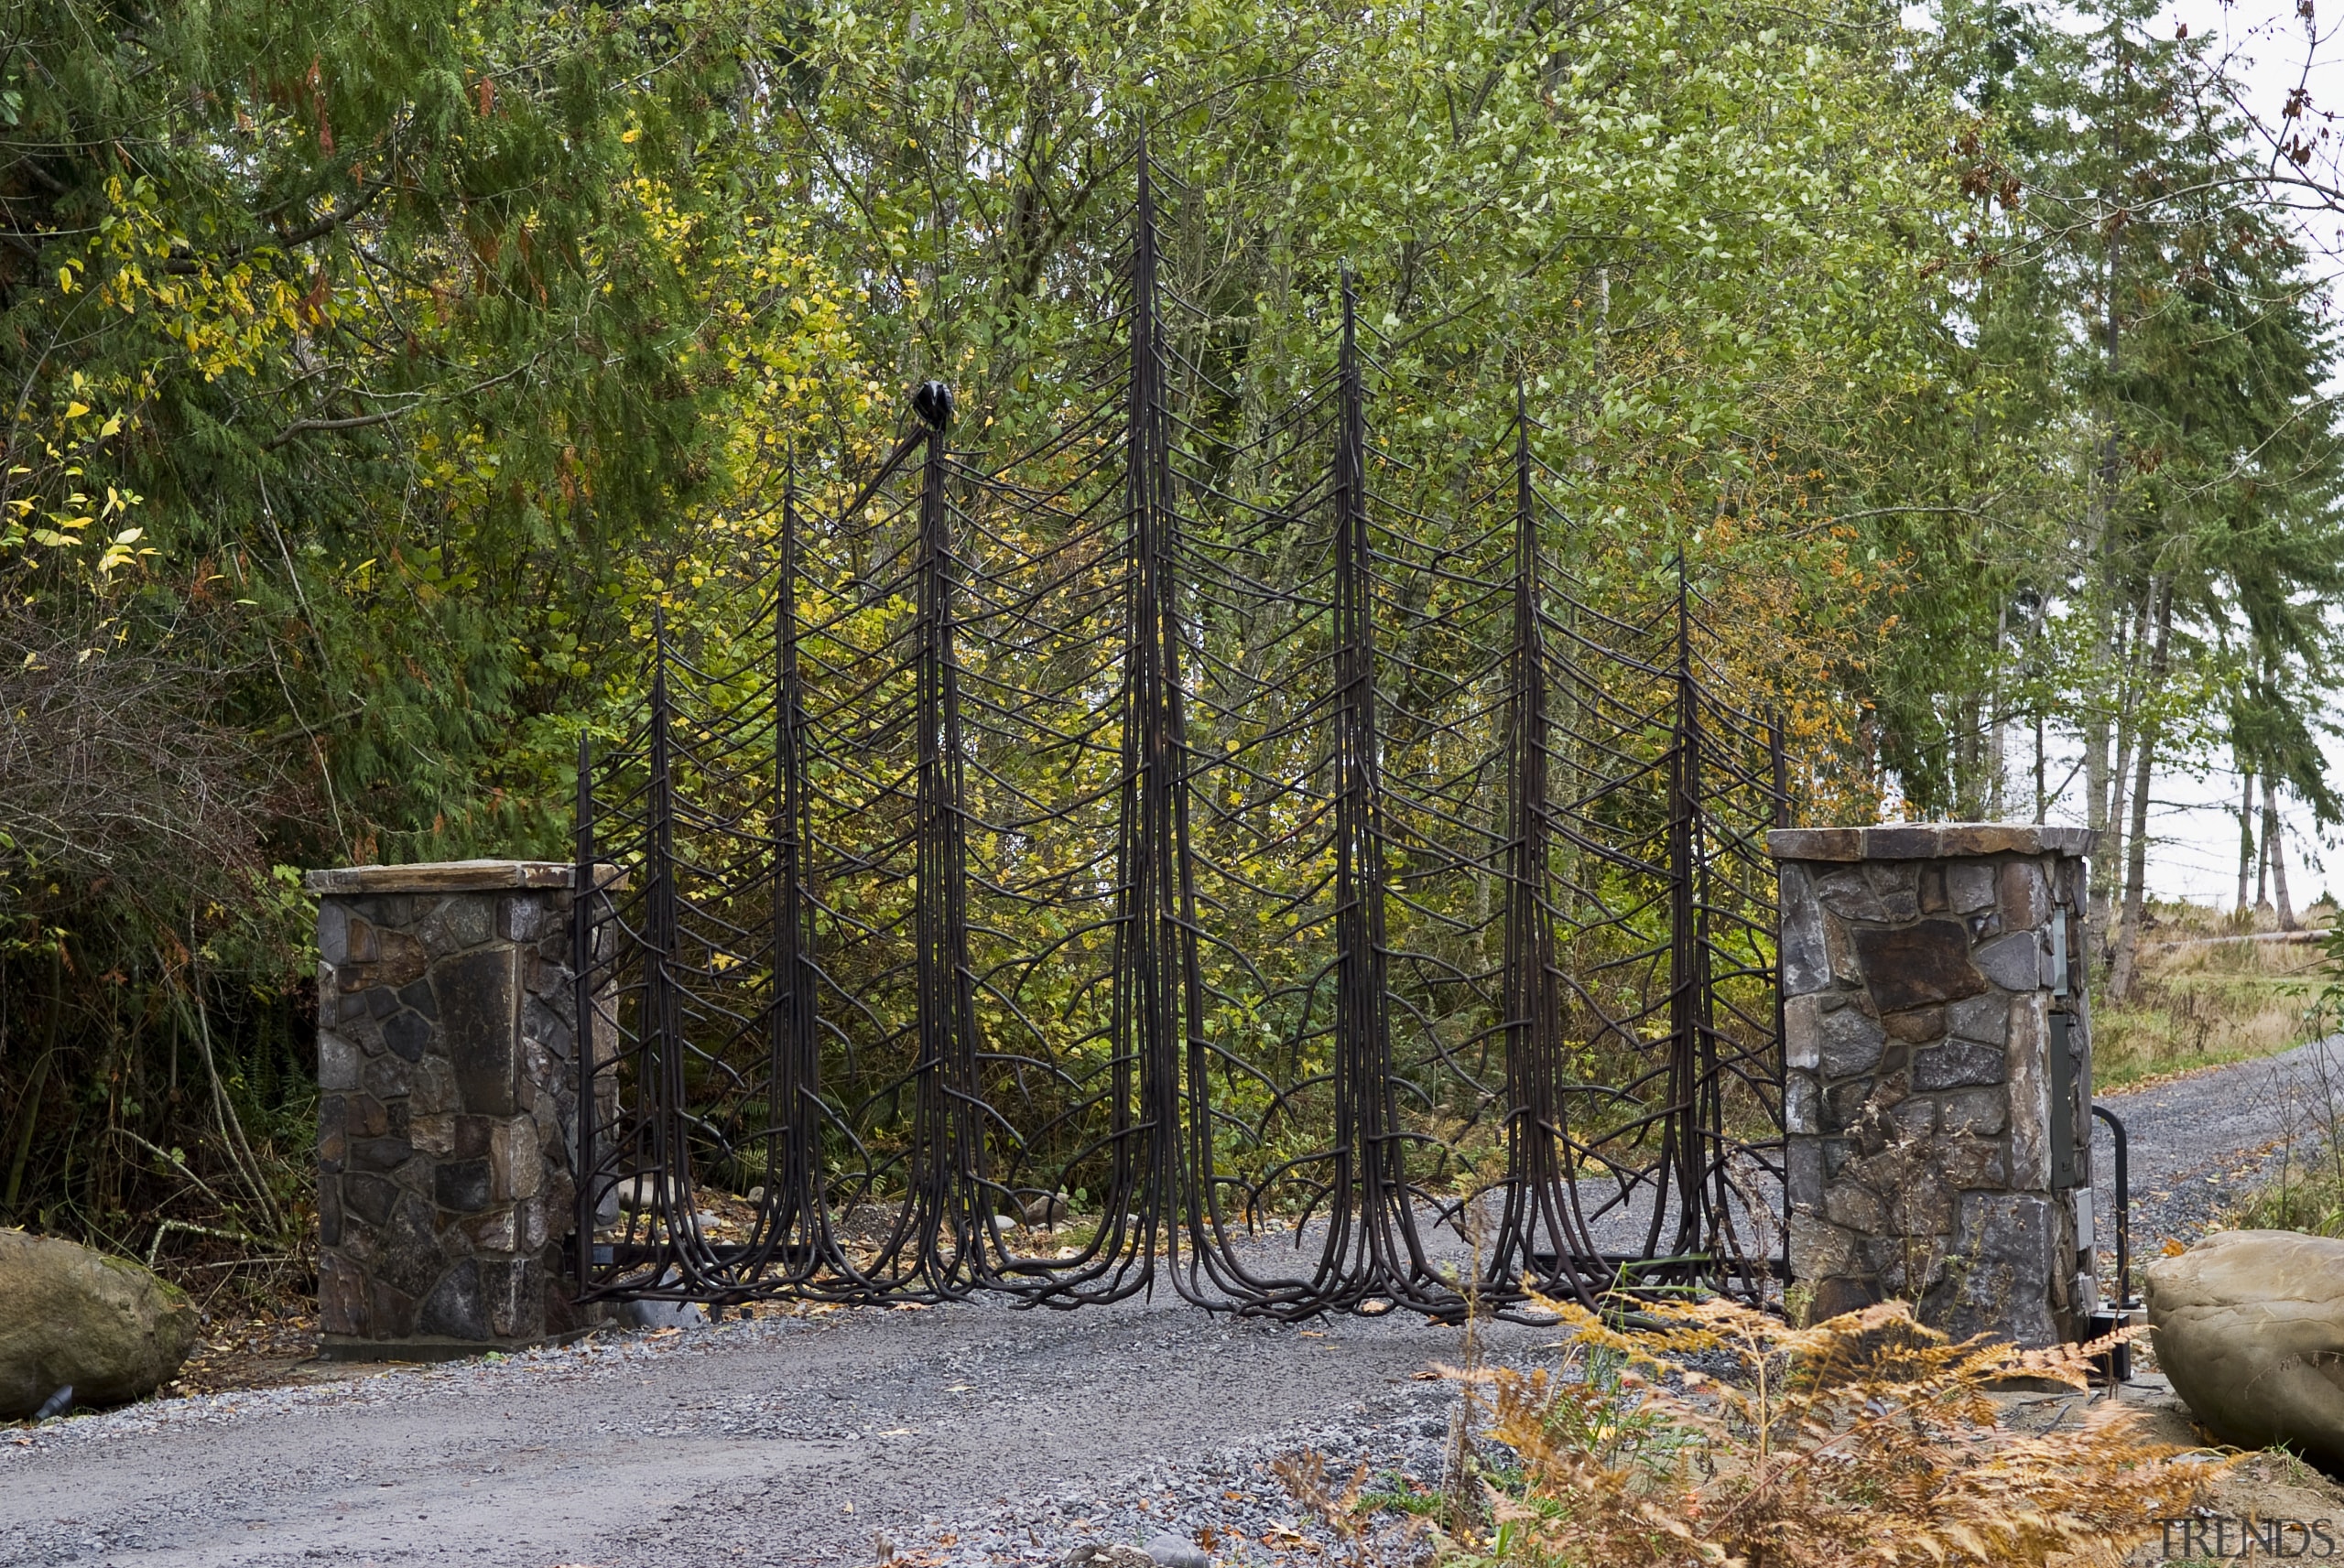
[1145,1533,1211,1568]
[2146,1228,2344,1461]
[0,1229,198,1418]
[1021,1191,1071,1227]
[617,1297,707,1331]
[615,1173,667,1212]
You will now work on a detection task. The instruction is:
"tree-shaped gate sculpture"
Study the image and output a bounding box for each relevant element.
[570,150,1789,1322]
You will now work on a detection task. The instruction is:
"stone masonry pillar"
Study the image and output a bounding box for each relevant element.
[306,860,596,1358]
[1769,825,2097,1346]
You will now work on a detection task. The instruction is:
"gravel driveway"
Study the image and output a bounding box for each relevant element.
[5,1041,2326,1568]
[2089,1034,2344,1295]
[0,1281,1543,1567]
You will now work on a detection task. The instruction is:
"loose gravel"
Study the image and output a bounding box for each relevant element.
[0,1282,1548,1567]
[2090,1034,2344,1289]
[5,1040,2330,1568]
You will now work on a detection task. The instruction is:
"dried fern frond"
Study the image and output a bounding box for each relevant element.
[1447,1294,2217,1568]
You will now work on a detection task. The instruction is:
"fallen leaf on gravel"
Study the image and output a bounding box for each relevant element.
[893,1302,930,1313]
[1408,1370,1441,1380]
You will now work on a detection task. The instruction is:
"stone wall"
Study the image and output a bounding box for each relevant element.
[308,860,600,1357]
[1770,825,2096,1346]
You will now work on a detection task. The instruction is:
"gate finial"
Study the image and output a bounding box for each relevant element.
[913,380,954,430]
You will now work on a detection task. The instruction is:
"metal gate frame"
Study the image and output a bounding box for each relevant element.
[569,146,1790,1323]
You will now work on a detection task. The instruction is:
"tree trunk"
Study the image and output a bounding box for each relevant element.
[2034,712,2047,825]
[2264,774,2296,930]
[2084,709,2111,946]
[2089,171,2126,957]
[1988,600,2008,817]
[2257,782,2274,917]
[2096,601,2143,959]
[2107,582,2171,1001]
[2238,768,2258,917]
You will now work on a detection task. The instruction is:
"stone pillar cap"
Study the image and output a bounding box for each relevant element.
[1766,824,2096,862]
[303,860,582,894]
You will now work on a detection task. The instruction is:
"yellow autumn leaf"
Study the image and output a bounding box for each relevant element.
[64,401,90,418]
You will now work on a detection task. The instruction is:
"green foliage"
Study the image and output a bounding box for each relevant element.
[0,0,856,1279]
[0,0,2336,1289]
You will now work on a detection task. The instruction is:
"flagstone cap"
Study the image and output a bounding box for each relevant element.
[302,860,581,894]
[1766,824,2096,862]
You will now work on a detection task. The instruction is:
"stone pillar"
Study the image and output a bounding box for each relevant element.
[1769,825,2097,1347]
[306,860,594,1358]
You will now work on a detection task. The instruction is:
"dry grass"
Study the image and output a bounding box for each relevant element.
[2090,899,2331,1090]
[2223,989,2344,1238]
[1355,1296,2215,1568]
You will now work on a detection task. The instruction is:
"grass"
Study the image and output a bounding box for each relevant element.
[2227,1134,2344,1239]
[2089,897,2332,1091]
[2220,965,2344,1238]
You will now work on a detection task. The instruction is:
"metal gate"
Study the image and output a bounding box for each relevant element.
[570,148,1789,1322]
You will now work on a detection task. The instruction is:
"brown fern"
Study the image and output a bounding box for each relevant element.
[1436,1294,2213,1568]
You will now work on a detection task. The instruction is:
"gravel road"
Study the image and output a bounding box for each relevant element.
[0,1282,1542,1568]
[5,1042,2328,1568]
[2089,1034,2344,1291]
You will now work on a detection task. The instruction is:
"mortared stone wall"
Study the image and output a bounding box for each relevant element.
[307,860,608,1357]
[1770,825,2098,1346]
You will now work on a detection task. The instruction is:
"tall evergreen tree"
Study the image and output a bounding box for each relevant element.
[1882,0,2344,994]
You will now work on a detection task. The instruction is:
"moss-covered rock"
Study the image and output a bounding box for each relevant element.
[0,1229,197,1418]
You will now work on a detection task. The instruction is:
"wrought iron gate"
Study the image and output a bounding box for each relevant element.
[570,149,1789,1322]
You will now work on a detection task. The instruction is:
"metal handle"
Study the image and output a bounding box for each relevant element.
[2090,1103,2133,1308]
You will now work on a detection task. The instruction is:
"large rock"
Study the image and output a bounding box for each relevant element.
[2147,1228,2344,1461]
[0,1229,198,1417]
